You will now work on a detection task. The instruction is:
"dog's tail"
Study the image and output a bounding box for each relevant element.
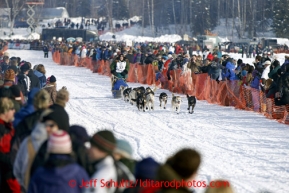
[153,86,157,92]
[172,93,174,97]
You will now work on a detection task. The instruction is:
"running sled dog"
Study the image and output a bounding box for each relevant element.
[171,94,182,114]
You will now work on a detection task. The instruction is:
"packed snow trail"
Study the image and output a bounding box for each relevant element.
[10,50,289,193]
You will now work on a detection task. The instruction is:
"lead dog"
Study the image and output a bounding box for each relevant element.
[159,92,168,109]
[186,94,196,114]
[171,94,182,114]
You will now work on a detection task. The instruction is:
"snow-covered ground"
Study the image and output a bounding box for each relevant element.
[7,49,289,193]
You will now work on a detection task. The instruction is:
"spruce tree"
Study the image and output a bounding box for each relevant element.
[112,0,129,19]
[272,0,289,37]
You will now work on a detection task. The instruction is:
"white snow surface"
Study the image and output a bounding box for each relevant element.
[99,32,182,43]
[7,50,289,193]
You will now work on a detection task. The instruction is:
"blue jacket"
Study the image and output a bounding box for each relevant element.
[96,48,102,60]
[250,70,261,90]
[281,59,289,73]
[223,61,237,80]
[13,88,40,127]
[101,50,110,60]
[33,70,46,88]
[27,155,89,193]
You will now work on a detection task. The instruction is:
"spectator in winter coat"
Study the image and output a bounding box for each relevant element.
[13,88,40,128]
[261,60,271,89]
[8,60,19,84]
[11,90,50,166]
[80,46,87,59]
[208,58,222,80]
[188,55,199,75]
[85,130,118,192]
[275,67,289,105]
[9,85,23,112]
[43,45,49,58]
[250,68,263,111]
[157,148,201,193]
[96,47,102,60]
[113,139,135,174]
[280,55,289,74]
[26,63,40,89]
[269,60,281,82]
[0,55,9,74]
[43,76,57,106]
[133,50,142,64]
[0,98,21,193]
[13,110,50,192]
[123,157,160,193]
[245,66,254,86]
[17,63,31,98]
[254,56,264,73]
[34,64,46,88]
[167,56,178,81]
[223,58,237,80]
[27,130,89,193]
[49,86,70,132]
[110,54,130,80]
[30,106,70,178]
[126,50,134,64]
[69,125,90,173]
[144,52,157,65]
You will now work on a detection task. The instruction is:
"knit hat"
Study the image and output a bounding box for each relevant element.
[4,69,15,81]
[135,157,160,180]
[90,130,116,154]
[115,139,133,159]
[69,125,89,146]
[50,75,56,83]
[42,109,69,131]
[20,63,30,72]
[47,130,72,154]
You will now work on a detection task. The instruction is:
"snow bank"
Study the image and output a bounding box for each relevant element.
[100,32,182,43]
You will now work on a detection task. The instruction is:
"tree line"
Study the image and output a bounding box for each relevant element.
[0,0,288,38]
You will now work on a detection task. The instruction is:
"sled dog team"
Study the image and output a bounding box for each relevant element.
[119,85,196,114]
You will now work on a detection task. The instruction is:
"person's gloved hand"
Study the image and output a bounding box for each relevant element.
[167,75,171,80]
[120,70,128,76]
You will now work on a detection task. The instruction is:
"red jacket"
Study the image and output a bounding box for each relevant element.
[0,119,21,193]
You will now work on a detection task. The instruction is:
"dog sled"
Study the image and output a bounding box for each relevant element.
[111,75,128,98]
